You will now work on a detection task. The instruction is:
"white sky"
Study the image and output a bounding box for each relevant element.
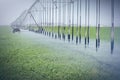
[0,0,35,25]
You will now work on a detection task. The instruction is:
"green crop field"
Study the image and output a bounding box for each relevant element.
[30,26,120,42]
[0,26,120,80]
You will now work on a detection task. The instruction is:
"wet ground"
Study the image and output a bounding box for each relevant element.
[0,27,120,80]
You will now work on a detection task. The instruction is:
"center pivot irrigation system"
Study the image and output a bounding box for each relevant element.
[11,0,115,54]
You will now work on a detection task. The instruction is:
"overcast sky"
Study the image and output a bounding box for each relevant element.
[0,0,120,26]
[0,0,35,25]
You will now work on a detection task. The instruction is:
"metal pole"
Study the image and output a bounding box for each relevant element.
[85,0,87,47]
[52,0,54,38]
[55,1,57,39]
[29,12,39,28]
[87,0,90,45]
[42,0,44,34]
[62,1,66,41]
[38,1,41,33]
[29,13,32,31]
[45,1,47,36]
[47,0,48,36]
[50,1,52,37]
[72,0,74,41]
[96,0,98,51]
[111,0,114,54]
[43,0,45,34]
[68,0,71,42]
[58,0,61,39]
[56,2,60,39]
[45,0,47,35]
[98,0,100,48]
[76,0,79,44]
[79,0,81,43]
[47,1,48,36]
